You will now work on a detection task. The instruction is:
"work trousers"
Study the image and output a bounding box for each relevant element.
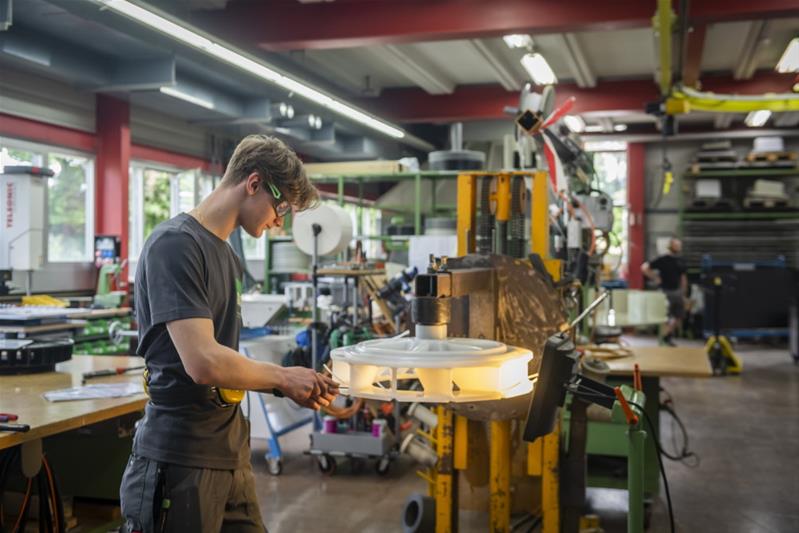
[119,453,267,533]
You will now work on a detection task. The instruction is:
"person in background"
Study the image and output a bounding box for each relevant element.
[642,237,687,346]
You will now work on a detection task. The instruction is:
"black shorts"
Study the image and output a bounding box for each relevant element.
[120,454,267,533]
[664,289,685,320]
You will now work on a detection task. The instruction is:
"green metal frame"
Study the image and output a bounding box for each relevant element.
[562,384,648,533]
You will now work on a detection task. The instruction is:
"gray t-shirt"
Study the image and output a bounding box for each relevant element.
[132,213,249,470]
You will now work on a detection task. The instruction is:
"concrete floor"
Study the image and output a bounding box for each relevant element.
[248,341,799,533]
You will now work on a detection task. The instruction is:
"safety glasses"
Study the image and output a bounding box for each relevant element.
[265,180,291,218]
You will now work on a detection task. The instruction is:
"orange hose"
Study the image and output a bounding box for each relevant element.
[322,397,364,419]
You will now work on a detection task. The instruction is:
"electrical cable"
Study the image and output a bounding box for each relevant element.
[659,388,700,466]
[565,387,676,533]
[11,478,32,533]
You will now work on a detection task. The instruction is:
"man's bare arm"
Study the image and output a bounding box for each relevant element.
[166,318,337,407]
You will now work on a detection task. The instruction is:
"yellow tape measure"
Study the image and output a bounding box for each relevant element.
[217,388,245,404]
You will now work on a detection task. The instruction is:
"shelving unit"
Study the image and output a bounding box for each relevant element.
[678,166,799,269]
[261,171,460,293]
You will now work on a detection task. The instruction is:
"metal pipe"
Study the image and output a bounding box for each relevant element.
[449,122,463,151]
[416,324,447,340]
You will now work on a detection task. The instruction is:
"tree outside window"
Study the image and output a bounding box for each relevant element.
[47,153,93,262]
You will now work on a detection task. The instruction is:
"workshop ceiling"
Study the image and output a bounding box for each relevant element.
[182,0,799,134]
[2,0,798,155]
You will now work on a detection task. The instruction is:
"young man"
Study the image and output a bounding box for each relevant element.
[642,237,688,346]
[120,135,338,532]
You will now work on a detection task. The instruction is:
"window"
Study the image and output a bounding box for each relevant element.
[590,148,628,275]
[129,163,214,262]
[1,139,94,263]
[47,153,94,262]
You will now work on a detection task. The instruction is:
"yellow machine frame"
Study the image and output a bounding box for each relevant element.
[426,170,561,533]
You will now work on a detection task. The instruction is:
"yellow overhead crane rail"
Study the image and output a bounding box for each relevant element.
[666,86,799,115]
[654,0,799,116]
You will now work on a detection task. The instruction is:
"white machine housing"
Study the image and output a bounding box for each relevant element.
[0,171,48,271]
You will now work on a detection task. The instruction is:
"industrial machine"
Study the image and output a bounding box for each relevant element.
[93,235,126,308]
[0,165,53,295]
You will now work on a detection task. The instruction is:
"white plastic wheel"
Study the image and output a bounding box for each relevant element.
[330,335,533,403]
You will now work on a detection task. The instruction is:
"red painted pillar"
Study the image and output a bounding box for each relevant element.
[627,142,646,289]
[95,95,130,281]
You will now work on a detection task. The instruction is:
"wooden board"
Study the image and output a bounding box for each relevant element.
[316,268,386,277]
[0,355,147,450]
[604,346,712,378]
[69,307,131,320]
[304,160,403,176]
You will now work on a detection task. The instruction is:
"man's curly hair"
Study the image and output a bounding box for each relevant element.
[222,134,319,212]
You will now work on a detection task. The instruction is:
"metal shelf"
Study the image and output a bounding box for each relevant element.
[684,168,799,178]
[682,211,799,220]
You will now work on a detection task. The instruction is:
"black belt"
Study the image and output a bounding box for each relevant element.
[147,385,218,406]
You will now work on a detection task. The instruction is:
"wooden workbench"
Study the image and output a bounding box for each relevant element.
[605,345,713,378]
[0,355,146,450]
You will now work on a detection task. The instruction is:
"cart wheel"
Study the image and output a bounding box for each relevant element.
[318,454,336,475]
[267,458,282,476]
[376,455,391,476]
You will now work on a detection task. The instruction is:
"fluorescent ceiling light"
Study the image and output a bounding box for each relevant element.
[503,34,533,49]
[584,125,604,133]
[776,37,799,73]
[520,53,557,85]
[563,115,585,133]
[93,0,405,139]
[613,124,628,132]
[745,110,772,127]
[159,86,215,109]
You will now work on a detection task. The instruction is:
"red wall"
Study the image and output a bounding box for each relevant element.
[627,142,646,289]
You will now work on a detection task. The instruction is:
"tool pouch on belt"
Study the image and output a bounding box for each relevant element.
[144,367,243,407]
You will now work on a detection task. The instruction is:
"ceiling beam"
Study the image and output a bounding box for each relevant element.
[357,72,797,123]
[288,50,375,97]
[681,23,706,88]
[193,0,799,51]
[557,33,596,88]
[468,39,521,91]
[734,21,769,80]
[369,45,454,95]
[99,56,176,92]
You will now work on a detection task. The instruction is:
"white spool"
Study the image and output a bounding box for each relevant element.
[292,204,353,257]
[400,433,438,467]
[408,403,439,429]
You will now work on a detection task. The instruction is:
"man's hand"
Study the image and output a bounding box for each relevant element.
[279,367,339,410]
